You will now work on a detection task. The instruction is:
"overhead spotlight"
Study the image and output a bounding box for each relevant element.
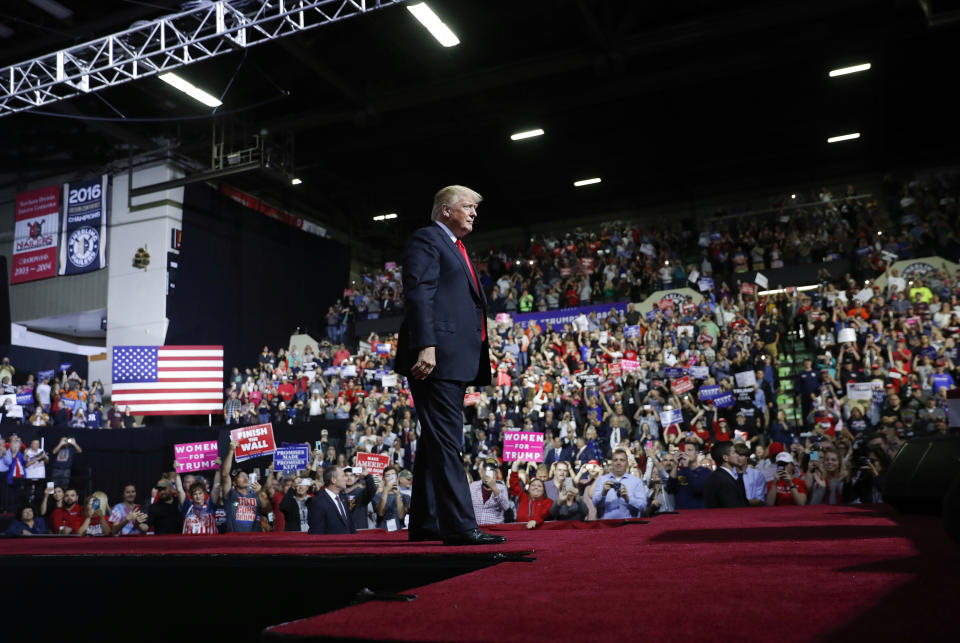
[791,194,797,199]
[291,178,302,185]
[829,63,871,77]
[384,213,398,220]
[373,215,385,221]
[510,128,544,141]
[827,133,860,143]
[574,177,602,187]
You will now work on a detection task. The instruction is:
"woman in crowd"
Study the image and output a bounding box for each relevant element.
[77,492,112,536]
[806,448,846,505]
[765,453,808,506]
[509,460,553,529]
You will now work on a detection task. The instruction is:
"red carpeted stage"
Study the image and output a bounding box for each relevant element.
[3,505,958,642]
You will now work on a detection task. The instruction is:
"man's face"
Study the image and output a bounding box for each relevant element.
[442,195,478,238]
[344,471,357,487]
[30,439,40,450]
[661,455,676,472]
[234,471,249,491]
[329,467,346,490]
[64,490,78,507]
[123,486,136,503]
[611,452,628,476]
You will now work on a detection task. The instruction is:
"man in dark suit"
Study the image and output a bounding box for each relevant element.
[704,442,749,509]
[543,435,574,466]
[307,465,357,535]
[395,185,506,547]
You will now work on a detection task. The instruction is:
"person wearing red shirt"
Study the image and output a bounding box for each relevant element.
[277,378,296,403]
[508,461,553,529]
[77,494,113,536]
[51,488,85,534]
[765,453,808,506]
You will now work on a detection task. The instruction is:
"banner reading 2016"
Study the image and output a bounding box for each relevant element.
[59,175,108,275]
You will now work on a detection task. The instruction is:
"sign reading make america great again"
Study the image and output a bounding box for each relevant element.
[11,185,59,284]
[59,176,108,276]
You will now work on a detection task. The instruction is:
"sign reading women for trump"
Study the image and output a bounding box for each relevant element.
[59,175,108,275]
[502,431,544,462]
[174,440,220,473]
[230,423,276,462]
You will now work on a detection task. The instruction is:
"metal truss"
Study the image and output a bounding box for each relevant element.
[0,0,404,117]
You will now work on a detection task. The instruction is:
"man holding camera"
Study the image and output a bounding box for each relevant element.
[469,459,511,525]
[592,449,646,518]
[343,465,377,530]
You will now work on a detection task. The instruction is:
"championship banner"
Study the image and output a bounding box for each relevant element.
[12,185,59,284]
[502,431,544,462]
[273,445,310,472]
[59,175,108,275]
[230,423,277,462]
[174,440,220,473]
[355,452,390,476]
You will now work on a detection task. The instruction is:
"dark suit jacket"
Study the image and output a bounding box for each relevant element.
[544,445,574,466]
[307,490,357,535]
[395,223,491,385]
[704,468,749,509]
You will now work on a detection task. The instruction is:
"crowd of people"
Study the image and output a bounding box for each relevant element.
[4,172,960,534]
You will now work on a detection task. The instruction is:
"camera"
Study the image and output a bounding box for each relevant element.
[611,481,621,491]
[776,462,786,471]
[92,498,101,511]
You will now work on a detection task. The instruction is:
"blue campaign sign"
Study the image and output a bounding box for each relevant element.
[16,393,35,405]
[698,385,721,401]
[660,408,683,426]
[664,367,686,379]
[645,309,659,322]
[59,363,72,372]
[624,325,640,338]
[713,392,735,409]
[38,369,55,381]
[273,445,310,472]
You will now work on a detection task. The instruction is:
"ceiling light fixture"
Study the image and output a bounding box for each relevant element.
[510,128,544,141]
[407,3,460,47]
[828,63,871,77]
[373,213,398,222]
[827,132,860,143]
[291,178,302,185]
[159,72,222,107]
[573,177,602,187]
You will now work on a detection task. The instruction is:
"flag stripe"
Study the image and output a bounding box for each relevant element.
[155,359,224,368]
[121,403,224,412]
[113,381,223,391]
[113,392,223,401]
[158,370,222,379]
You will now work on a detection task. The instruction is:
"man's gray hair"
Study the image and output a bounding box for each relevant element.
[430,185,482,221]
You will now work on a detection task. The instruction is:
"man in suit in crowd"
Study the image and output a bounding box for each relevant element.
[396,185,506,547]
[543,435,574,466]
[704,442,749,509]
[307,465,356,535]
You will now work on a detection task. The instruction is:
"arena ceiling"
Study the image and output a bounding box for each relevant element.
[1,0,958,249]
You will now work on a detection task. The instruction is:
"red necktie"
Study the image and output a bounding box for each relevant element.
[455,239,486,341]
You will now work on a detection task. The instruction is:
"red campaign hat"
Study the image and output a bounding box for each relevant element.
[587,459,600,466]
[767,442,785,457]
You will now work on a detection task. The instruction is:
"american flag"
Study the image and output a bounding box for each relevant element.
[111,345,224,415]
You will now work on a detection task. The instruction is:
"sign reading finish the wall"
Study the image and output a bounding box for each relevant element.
[12,185,59,284]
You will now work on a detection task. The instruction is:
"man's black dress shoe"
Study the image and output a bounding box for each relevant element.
[408,529,443,542]
[442,528,507,546]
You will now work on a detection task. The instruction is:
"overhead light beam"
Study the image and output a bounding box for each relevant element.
[829,63,871,77]
[159,72,222,107]
[827,132,860,143]
[510,128,544,141]
[407,3,460,47]
[574,177,602,187]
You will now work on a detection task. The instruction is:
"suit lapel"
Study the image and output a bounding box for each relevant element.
[434,225,482,302]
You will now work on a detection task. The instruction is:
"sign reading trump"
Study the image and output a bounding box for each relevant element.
[502,431,544,462]
[174,440,220,473]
